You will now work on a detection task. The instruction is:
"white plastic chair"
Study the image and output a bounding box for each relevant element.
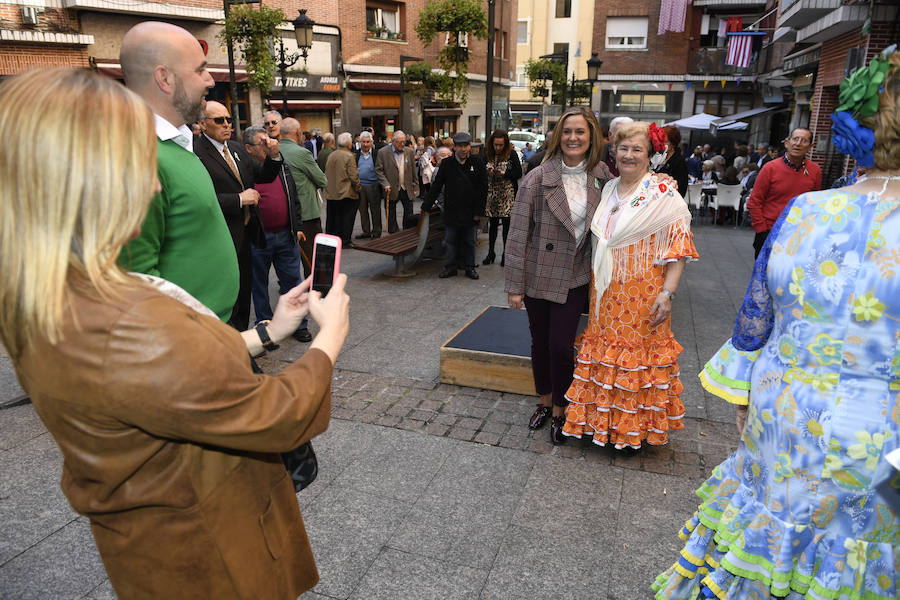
[686,182,703,217]
[713,183,743,226]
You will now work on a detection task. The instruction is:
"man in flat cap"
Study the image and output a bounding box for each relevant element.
[421,131,487,280]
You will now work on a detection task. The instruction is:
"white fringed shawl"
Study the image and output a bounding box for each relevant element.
[590,172,692,314]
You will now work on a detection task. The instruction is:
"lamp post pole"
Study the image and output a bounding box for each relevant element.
[276,37,300,114]
[484,0,495,138]
[223,0,249,139]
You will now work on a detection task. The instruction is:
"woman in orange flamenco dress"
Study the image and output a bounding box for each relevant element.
[563,121,698,451]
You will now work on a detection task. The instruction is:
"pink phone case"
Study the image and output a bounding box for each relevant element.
[311,233,342,292]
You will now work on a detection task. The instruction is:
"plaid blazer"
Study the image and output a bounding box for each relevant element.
[504,156,612,303]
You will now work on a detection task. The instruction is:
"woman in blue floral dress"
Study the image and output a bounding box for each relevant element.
[654,47,900,599]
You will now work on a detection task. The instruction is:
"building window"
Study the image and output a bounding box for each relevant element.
[693,92,752,116]
[553,42,569,61]
[555,0,571,18]
[517,20,528,44]
[444,31,469,47]
[366,1,402,40]
[605,17,648,50]
[515,65,528,87]
[601,90,682,114]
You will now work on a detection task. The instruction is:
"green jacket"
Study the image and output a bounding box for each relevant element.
[316,146,334,173]
[118,139,239,322]
[281,138,327,221]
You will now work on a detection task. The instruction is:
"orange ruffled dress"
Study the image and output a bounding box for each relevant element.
[563,225,698,449]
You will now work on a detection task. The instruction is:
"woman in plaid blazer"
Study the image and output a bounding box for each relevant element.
[504,106,613,445]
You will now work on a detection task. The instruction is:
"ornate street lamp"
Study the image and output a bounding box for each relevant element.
[275,10,315,115]
[586,52,603,81]
[292,9,315,62]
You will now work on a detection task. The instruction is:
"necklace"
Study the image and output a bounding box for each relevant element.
[612,180,640,214]
[857,174,900,196]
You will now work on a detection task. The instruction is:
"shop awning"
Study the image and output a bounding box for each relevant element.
[93,59,248,83]
[712,105,785,127]
[348,78,401,91]
[269,100,341,110]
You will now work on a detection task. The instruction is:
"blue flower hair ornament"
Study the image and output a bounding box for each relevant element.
[830,44,896,167]
[830,111,875,168]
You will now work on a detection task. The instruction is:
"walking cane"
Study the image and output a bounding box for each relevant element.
[296,231,311,272]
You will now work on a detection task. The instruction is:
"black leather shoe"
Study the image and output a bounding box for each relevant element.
[528,404,551,430]
[550,416,567,445]
[464,268,479,280]
[355,233,371,239]
[292,329,312,343]
[482,252,495,265]
[439,267,457,278]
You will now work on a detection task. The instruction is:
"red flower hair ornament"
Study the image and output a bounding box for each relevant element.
[648,122,669,171]
[648,123,668,154]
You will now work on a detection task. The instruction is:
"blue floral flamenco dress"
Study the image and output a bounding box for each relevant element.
[653,189,900,599]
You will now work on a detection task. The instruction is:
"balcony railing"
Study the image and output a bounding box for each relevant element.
[688,47,757,76]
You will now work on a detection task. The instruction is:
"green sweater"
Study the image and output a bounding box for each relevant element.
[280,138,327,221]
[118,139,239,322]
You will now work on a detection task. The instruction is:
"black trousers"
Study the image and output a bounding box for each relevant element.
[523,285,589,407]
[229,235,252,331]
[326,197,358,246]
[387,188,414,233]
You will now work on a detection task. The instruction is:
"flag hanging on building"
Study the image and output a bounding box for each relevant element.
[726,33,754,68]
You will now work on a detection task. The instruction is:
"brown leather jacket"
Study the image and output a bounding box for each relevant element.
[13,279,331,599]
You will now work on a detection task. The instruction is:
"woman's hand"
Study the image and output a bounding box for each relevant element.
[736,405,749,435]
[508,293,524,310]
[649,292,672,326]
[267,277,312,342]
[308,273,350,364]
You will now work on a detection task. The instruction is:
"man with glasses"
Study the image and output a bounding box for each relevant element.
[194,100,282,329]
[118,22,239,323]
[264,110,281,140]
[746,128,821,257]
[242,125,311,342]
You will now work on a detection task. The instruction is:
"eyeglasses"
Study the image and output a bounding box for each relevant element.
[210,116,233,125]
[265,120,279,126]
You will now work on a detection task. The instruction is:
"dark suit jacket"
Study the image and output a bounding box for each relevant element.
[194,134,280,250]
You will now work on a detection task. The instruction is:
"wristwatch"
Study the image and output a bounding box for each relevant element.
[255,320,280,352]
[661,289,676,301]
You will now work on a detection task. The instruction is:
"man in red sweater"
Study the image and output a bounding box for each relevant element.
[746,128,821,257]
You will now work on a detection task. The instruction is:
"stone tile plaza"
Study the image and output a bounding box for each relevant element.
[1,224,750,599]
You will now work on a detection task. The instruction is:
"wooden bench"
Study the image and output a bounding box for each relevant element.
[353,209,444,277]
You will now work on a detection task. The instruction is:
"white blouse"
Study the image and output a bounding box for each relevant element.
[561,160,588,246]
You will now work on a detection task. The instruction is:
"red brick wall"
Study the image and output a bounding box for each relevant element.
[0,43,89,74]
[810,21,895,181]
[592,0,692,75]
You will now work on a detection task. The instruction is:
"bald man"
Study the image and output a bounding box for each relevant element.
[116,22,239,322]
[194,100,282,330]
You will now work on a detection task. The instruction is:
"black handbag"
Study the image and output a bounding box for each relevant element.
[250,357,318,492]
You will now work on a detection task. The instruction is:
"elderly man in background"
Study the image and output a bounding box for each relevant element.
[117,21,239,323]
[263,110,281,140]
[421,131,487,280]
[375,130,418,233]
[355,130,382,239]
[194,100,281,330]
[316,132,335,172]
[600,116,633,176]
[324,132,361,247]
[280,117,327,288]
[242,125,311,342]
[746,127,821,257]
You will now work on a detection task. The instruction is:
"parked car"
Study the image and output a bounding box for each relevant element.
[508,130,544,156]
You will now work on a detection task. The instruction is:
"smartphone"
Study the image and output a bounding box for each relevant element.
[311,233,342,296]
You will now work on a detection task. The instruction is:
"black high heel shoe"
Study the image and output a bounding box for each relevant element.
[482,251,496,265]
[500,253,505,267]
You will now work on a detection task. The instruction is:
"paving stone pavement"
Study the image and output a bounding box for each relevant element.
[0,220,754,599]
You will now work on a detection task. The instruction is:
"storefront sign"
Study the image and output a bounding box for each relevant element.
[273,75,342,93]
